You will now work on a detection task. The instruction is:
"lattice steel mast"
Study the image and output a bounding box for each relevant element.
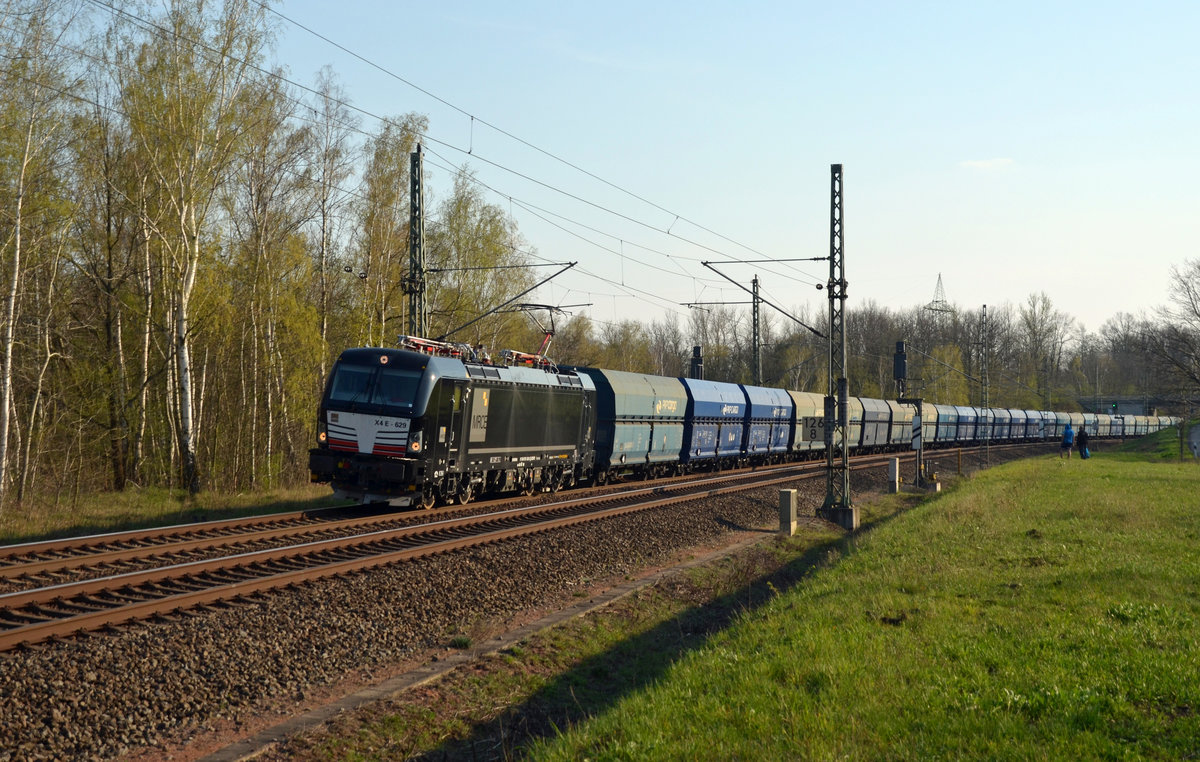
[752,275,762,385]
[406,144,428,337]
[820,164,857,529]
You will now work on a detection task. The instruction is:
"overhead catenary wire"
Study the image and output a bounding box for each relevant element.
[18,58,694,323]
[420,148,723,286]
[80,0,805,315]
[251,0,783,263]
[87,0,791,278]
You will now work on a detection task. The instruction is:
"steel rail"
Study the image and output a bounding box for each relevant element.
[0,461,829,611]
[0,441,1050,629]
[0,512,436,580]
[0,510,349,564]
[0,459,830,580]
[0,460,840,652]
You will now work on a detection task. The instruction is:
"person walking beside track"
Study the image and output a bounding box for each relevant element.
[1077,425,1090,460]
[1061,422,1075,459]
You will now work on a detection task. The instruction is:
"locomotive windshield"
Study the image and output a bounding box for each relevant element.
[326,363,422,411]
[371,367,422,406]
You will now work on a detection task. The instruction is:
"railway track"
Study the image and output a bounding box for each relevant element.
[0,455,836,592]
[0,504,397,578]
[0,506,451,595]
[0,458,852,652]
[0,444,1045,653]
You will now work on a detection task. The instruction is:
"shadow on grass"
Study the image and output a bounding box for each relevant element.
[417,509,915,761]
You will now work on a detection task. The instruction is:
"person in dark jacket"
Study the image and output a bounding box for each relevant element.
[1061,423,1075,458]
[1077,425,1090,459]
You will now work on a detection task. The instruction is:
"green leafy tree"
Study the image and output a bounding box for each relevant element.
[426,166,533,352]
[115,0,272,493]
[307,66,359,379]
[220,72,317,488]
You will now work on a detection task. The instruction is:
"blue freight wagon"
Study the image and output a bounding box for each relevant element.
[739,384,793,461]
[681,378,747,467]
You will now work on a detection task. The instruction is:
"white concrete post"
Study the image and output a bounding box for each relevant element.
[779,489,797,536]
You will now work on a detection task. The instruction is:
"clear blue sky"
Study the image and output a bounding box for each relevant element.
[271,0,1199,336]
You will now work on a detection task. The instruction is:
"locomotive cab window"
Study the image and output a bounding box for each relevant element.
[371,368,423,408]
[328,365,373,404]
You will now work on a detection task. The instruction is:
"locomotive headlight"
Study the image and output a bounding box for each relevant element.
[317,421,328,444]
[409,431,422,453]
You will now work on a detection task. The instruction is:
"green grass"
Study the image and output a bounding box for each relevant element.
[1112,419,1198,462]
[0,484,340,545]
[525,450,1200,760]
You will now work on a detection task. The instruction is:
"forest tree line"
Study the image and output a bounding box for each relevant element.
[2,0,1197,510]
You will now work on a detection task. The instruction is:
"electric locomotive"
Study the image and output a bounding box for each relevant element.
[308,338,596,508]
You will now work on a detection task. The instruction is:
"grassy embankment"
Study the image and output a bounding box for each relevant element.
[287,430,1199,760]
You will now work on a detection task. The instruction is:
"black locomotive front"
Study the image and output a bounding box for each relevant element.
[309,346,597,508]
[308,348,445,506]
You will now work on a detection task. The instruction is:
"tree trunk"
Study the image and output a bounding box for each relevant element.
[0,118,34,509]
[175,211,200,495]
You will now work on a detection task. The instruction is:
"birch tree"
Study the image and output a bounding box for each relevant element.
[426,167,533,350]
[115,0,270,493]
[223,72,315,488]
[0,0,80,506]
[308,66,358,377]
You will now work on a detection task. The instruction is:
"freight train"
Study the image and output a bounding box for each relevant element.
[308,337,1178,508]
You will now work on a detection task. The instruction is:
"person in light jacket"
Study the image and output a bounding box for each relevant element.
[1060,423,1075,459]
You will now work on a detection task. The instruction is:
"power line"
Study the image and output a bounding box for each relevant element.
[85,0,796,294]
[33,3,814,328]
[420,149,724,286]
[252,0,782,263]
